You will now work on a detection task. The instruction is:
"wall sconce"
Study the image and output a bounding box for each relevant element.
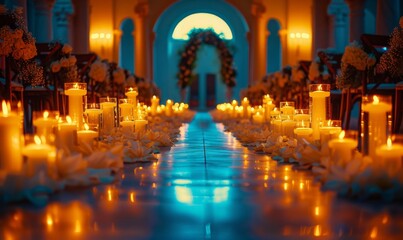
[289,32,310,39]
[90,32,112,57]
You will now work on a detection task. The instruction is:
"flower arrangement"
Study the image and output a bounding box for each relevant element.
[177,29,236,89]
[377,17,403,79]
[0,5,37,61]
[46,43,78,87]
[88,59,109,99]
[336,41,376,89]
[17,60,44,87]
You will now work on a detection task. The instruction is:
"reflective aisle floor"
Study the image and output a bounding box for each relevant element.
[2,112,403,239]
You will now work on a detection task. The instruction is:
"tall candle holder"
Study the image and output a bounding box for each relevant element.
[33,110,59,144]
[99,97,117,136]
[309,84,330,140]
[125,87,138,118]
[84,103,102,132]
[64,82,87,130]
[361,95,392,160]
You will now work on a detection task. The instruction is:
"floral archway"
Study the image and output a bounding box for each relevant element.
[177,29,237,90]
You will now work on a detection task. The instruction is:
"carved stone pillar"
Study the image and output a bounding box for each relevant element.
[347,0,365,42]
[72,0,89,53]
[33,0,55,42]
[248,0,266,85]
[327,0,350,52]
[53,0,74,44]
[376,0,400,35]
[135,2,149,79]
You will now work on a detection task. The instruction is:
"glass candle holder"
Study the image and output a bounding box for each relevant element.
[85,103,101,132]
[99,97,117,136]
[280,101,295,120]
[375,135,403,177]
[361,95,392,160]
[119,98,134,121]
[294,120,313,141]
[328,130,358,168]
[319,120,342,156]
[64,82,87,130]
[309,84,331,140]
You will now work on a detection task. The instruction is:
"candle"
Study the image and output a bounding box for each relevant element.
[282,119,296,137]
[361,95,392,159]
[309,84,330,140]
[135,119,148,133]
[22,135,54,177]
[252,112,264,124]
[294,127,313,138]
[150,95,160,116]
[375,138,403,176]
[319,120,342,155]
[120,120,135,135]
[241,97,249,119]
[119,99,134,120]
[77,124,98,145]
[328,131,358,167]
[166,99,173,117]
[264,100,275,122]
[125,87,138,104]
[56,116,78,153]
[280,101,295,119]
[33,111,58,144]
[64,83,87,130]
[100,97,117,136]
[0,101,23,173]
[231,100,238,118]
[85,105,101,131]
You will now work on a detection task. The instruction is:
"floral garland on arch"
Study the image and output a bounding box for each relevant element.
[177,29,237,89]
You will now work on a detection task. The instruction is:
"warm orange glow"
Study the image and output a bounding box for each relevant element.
[34,135,41,145]
[84,123,90,131]
[130,192,135,203]
[74,220,82,234]
[370,227,378,239]
[43,111,49,119]
[2,100,8,116]
[387,137,392,148]
[373,95,379,104]
[314,225,321,237]
[66,116,72,124]
[315,206,320,216]
[339,130,345,140]
[107,189,113,202]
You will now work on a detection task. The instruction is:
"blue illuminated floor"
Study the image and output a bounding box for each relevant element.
[1,112,403,239]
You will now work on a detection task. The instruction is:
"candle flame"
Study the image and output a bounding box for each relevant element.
[387,137,392,147]
[73,83,78,89]
[231,100,237,106]
[66,116,72,123]
[373,95,379,104]
[338,130,345,140]
[301,120,305,127]
[318,84,322,91]
[328,120,332,126]
[34,135,41,145]
[84,123,89,130]
[43,111,49,119]
[2,100,8,116]
[152,95,156,99]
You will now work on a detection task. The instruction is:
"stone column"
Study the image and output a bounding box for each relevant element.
[53,0,74,44]
[248,0,266,85]
[347,0,366,42]
[134,2,149,79]
[33,0,55,42]
[327,0,350,52]
[376,0,400,35]
[72,0,89,53]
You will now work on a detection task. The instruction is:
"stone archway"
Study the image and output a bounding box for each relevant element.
[153,0,249,103]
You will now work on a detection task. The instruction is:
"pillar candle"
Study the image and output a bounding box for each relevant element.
[375,138,403,176]
[22,135,54,177]
[33,111,58,144]
[241,97,249,119]
[328,131,358,167]
[294,127,313,138]
[120,120,135,135]
[119,99,134,120]
[280,101,295,118]
[0,101,23,173]
[165,99,173,117]
[150,95,160,116]
[135,119,148,133]
[100,98,117,136]
[77,124,98,145]
[309,84,330,140]
[319,122,342,156]
[264,100,275,122]
[361,95,392,159]
[252,112,264,124]
[56,116,78,152]
[64,83,87,130]
[282,119,296,137]
[85,107,101,130]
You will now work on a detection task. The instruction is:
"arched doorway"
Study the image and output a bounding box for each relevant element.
[153,0,249,104]
[119,18,135,73]
[267,19,282,74]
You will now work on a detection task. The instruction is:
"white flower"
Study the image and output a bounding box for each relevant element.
[51,61,61,73]
[89,60,108,82]
[60,57,69,68]
[62,44,73,54]
[68,55,77,66]
[113,68,125,85]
